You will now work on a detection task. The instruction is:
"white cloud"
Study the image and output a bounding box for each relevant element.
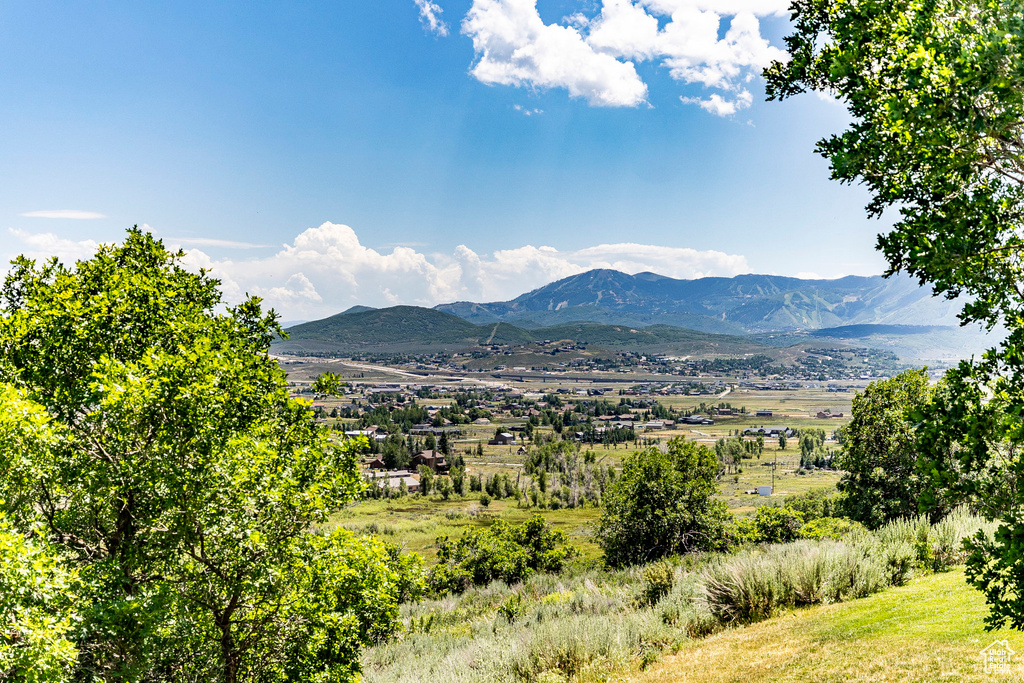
[460,0,789,114]
[415,0,450,37]
[8,228,99,263]
[171,222,751,318]
[19,210,106,219]
[462,0,649,107]
[5,223,754,319]
[681,90,752,116]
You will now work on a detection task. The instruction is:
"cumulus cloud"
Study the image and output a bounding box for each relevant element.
[20,210,106,219]
[415,0,450,36]
[8,228,99,263]
[6,222,753,319]
[460,0,788,114]
[462,0,649,107]
[174,222,750,318]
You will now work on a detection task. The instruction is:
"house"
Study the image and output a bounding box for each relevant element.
[473,417,492,426]
[366,457,386,470]
[644,420,666,431]
[489,432,516,446]
[755,410,773,418]
[743,426,794,438]
[411,450,449,473]
[368,470,421,493]
[517,445,528,456]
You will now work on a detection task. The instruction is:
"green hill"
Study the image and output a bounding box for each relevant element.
[274,305,772,357]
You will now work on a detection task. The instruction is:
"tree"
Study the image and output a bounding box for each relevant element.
[0,516,78,681]
[778,434,787,450]
[312,372,343,397]
[766,0,1024,626]
[597,438,730,567]
[417,465,434,496]
[837,370,934,528]
[0,230,392,681]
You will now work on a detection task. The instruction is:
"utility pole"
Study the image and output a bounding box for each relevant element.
[772,450,777,495]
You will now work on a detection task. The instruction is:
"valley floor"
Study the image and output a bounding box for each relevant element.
[631,568,1023,683]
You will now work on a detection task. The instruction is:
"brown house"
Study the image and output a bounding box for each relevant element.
[411,450,449,473]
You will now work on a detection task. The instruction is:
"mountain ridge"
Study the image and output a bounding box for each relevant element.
[434,269,962,333]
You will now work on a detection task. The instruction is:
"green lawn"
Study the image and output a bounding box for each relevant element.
[635,568,1024,682]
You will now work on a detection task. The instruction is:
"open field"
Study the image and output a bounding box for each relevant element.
[328,497,605,563]
[633,568,1023,683]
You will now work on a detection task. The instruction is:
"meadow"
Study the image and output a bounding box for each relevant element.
[360,511,1002,683]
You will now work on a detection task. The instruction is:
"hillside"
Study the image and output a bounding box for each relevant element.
[274,305,773,357]
[635,569,1004,683]
[435,269,965,333]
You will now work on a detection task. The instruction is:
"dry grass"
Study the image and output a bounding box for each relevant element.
[632,568,1024,683]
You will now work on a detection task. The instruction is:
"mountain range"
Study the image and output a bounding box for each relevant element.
[275,269,993,361]
[273,305,768,357]
[435,269,964,334]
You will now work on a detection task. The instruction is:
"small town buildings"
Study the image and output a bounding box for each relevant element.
[489,432,516,445]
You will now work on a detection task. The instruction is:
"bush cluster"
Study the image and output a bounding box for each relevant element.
[700,509,994,627]
[428,516,579,594]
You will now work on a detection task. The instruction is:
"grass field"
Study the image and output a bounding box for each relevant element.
[633,568,1023,683]
[328,496,605,562]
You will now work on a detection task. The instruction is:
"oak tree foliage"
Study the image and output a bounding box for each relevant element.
[0,229,412,681]
[767,0,1024,628]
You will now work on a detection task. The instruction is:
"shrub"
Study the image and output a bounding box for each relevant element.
[640,561,676,606]
[749,506,804,544]
[497,592,522,624]
[428,516,579,594]
[784,488,845,520]
[798,517,865,541]
[701,540,893,627]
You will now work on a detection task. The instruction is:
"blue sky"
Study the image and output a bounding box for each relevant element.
[0,0,891,318]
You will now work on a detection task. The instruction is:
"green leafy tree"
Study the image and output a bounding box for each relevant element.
[766,0,1024,626]
[597,438,730,567]
[417,465,434,496]
[0,230,389,681]
[837,370,934,528]
[312,372,343,397]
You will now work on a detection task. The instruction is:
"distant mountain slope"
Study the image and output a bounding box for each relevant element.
[274,306,769,357]
[435,269,964,333]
